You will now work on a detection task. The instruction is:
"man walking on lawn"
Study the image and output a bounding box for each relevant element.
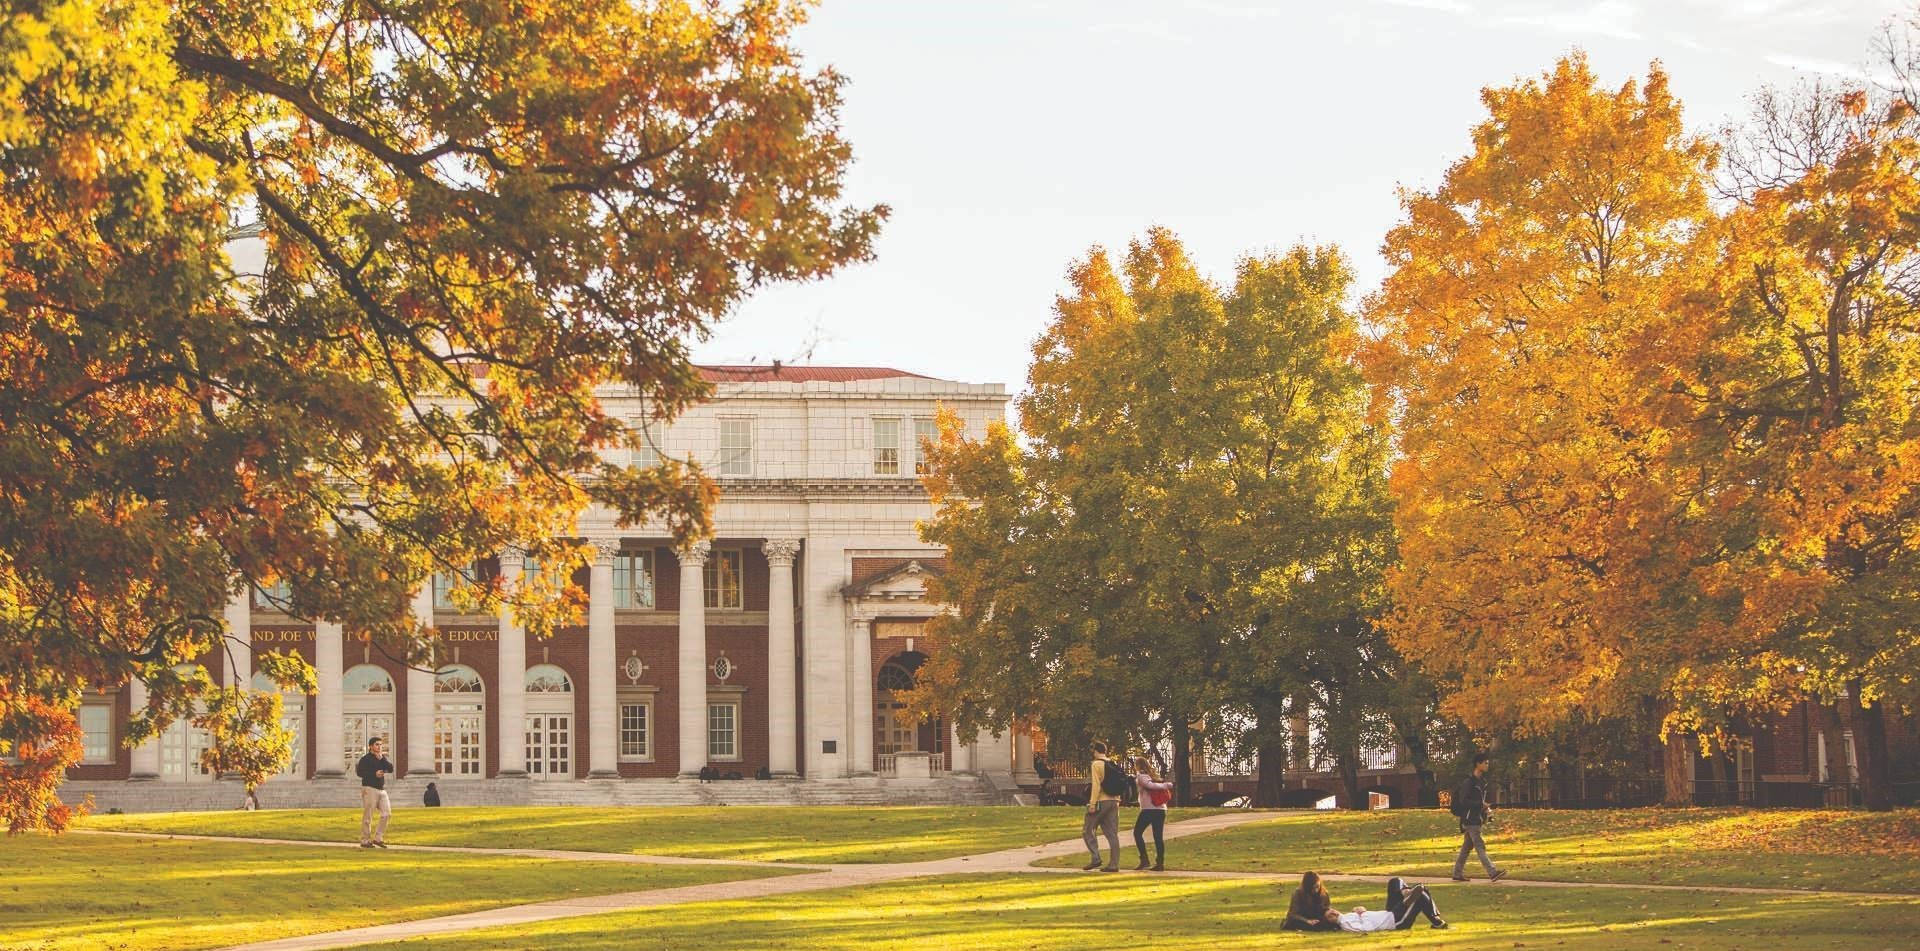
[356,737,395,849]
[1452,752,1506,882]
[1081,741,1123,872]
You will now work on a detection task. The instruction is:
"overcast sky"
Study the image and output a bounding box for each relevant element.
[697,0,1911,392]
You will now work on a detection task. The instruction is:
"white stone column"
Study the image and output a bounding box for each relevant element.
[313,620,345,778]
[128,677,159,780]
[677,540,710,777]
[1013,728,1040,785]
[850,617,874,776]
[950,723,974,774]
[496,554,528,777]
[223,588,252,689]
[405,585,437,777]
[762,539,800,776]
[587,536,620,778]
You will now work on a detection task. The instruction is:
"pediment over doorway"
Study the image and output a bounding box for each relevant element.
[840,557,944,604]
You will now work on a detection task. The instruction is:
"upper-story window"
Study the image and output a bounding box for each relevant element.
[704,548,743,610]
[912,417,938,475]
[873,418,901,475]
[253,579,292,611]
[614,550,655,609]
[718,417,753,477]
[432,570,463,611]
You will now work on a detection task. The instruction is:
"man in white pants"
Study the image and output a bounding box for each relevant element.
[355,737,395,848]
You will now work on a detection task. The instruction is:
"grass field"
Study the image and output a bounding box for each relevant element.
[81,805,1228,864]
[1040,807,1920,893]
[0,833,792,951]
[350,872,1920,951]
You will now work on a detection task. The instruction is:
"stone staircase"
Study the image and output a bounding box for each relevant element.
[64,773,1010,814]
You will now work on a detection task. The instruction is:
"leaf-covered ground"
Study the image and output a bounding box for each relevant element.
[350,872,1920,951]
[1042,807,1920,892]
[80,805,1225,865]
[0,832,791,951]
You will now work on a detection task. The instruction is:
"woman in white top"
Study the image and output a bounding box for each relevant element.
[1337,877,1448,932]
[1131,755,1174,871]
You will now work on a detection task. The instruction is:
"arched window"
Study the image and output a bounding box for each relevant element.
[433,664,485,776]
[341,664,396,774]
[874,654,926,758]
[343,665,395,693]
[251,672,306,779]
[523,664,573,780]
[876,661,916,693]
[525,664,573,693]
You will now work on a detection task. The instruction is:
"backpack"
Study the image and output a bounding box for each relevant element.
[1449,778,1473,818]
[1097,759,1132,797]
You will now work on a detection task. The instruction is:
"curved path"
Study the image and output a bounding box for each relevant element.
[71,812,1916,951]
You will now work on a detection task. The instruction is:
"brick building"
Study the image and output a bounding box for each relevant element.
[66,366,1030,809]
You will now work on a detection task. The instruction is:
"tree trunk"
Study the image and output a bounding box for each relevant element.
[1254,700,1286,808]
[1171,718,1193,807]
[1337,745,1364,810]
[1856,691,1894,812]
[1661,732,1692,807]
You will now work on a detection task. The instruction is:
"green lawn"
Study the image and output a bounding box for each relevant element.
[0,832,791,951]
[1044,807,1920,893]
[352,872,1920,951]
[81,805,1220,864]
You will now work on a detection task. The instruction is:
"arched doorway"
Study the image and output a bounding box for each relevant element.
[524,664,574,781]
[342,664,396,774]
[434,664,486,777]
[251,671,307,779]
[874,652,945,773]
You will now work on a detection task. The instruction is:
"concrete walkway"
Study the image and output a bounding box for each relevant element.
[79,811,1905,951]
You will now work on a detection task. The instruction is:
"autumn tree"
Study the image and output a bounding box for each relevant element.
[1655,67,1920,810]
[916,230,1400,807]
[1366,54,1719,804]
[0,0,881,830]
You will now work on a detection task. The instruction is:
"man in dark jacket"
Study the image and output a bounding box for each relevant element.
[356,737,395,848]
[1451,752,1506,881]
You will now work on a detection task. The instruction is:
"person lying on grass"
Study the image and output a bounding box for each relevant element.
[1336,877,1449,932]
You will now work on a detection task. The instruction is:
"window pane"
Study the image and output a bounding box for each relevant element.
[614,552,654,609]
[620,703,649,758]
[913,418,938,475]
[719,418,752,476]
[703,550,742,609]
[708,703,737,758]
[873,418,899,475]
[79,704,112,763]
[432,570,459,611]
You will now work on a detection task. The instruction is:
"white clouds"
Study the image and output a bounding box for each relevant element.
[1088,20,1197,44]
[1376,0,1478,13]
[1763,52,1872,81]
[1496,1,1643,41]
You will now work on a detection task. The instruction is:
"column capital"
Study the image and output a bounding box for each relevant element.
[760,538,800,566]
[850,616,872,633]
[585,536,623,567]
[677,538,711,567]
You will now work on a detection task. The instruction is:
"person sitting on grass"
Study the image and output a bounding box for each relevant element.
[1282,871,1341,931]
[1336,877,1449,932]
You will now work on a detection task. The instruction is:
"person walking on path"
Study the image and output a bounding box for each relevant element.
[1131,755,1173,871]
[1451,751,1506,882]
[356,737,395,849]
[1080,741,1125,872]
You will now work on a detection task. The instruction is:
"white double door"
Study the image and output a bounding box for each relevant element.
[342,713,395,775]
[524,714,573,781]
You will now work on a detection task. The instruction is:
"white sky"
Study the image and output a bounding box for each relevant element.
[698,0,1911,393]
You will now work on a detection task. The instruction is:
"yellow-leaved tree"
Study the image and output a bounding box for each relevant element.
[1365,55,1718,803]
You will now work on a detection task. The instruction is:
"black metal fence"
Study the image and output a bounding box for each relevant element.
[1483,777,1664,809]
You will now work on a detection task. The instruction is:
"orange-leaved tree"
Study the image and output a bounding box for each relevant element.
[1365,54,1718,803]
[0,0,882,830]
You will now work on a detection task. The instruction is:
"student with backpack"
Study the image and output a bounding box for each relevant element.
[1450,752,1507,882]
[1131,755,1173,871]
[1080,741,1129,872]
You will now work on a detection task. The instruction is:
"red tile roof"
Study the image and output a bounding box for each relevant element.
[696,365,934,383]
